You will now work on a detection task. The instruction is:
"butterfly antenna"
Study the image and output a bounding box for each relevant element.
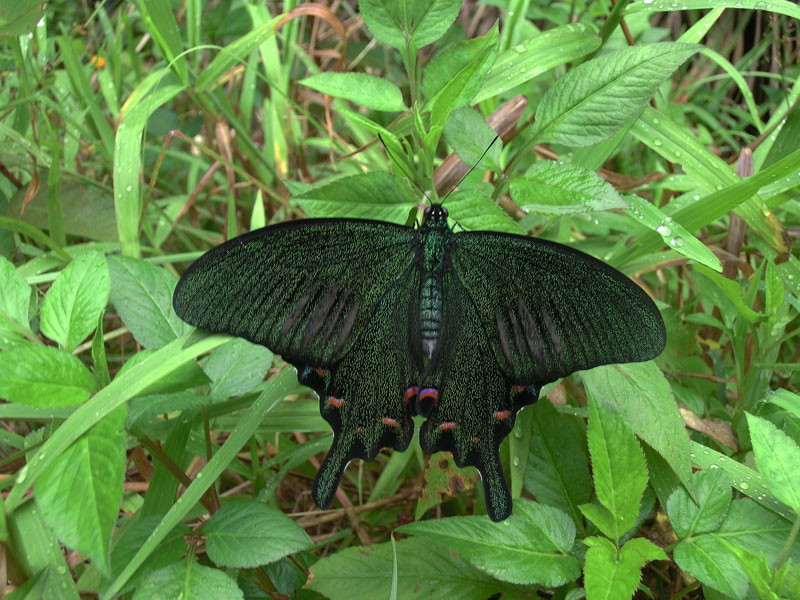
[440,134,500,206]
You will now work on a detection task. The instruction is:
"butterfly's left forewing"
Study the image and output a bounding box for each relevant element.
[174,218,422,508]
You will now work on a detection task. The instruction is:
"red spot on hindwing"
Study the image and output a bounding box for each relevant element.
[405,386,419,403]
[438,421,456,431]
[382,417,399,427]
[327,396,344,407]
[493,410,510,420]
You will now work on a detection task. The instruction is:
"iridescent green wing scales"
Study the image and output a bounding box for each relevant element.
[310,269,421,508]
[173,219,417,367]
[419,266,536,522]
[173,218,422,509]
[450,231,666,384]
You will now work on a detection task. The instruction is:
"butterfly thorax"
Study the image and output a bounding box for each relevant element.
[417,205,452,359]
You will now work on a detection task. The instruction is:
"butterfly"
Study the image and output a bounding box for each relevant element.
[172,202,666,521]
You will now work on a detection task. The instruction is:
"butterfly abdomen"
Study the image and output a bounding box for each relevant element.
[418,223,451,359]
[419,274,443,358]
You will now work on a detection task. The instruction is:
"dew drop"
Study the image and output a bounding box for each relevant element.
[654,138,663,147]
[512,456,520,467]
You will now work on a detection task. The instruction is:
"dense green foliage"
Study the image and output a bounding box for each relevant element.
[1,1,799,599]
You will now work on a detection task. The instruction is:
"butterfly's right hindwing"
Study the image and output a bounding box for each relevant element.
[173,219,416,367]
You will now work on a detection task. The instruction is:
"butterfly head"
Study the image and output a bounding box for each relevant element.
[422,204,449,227]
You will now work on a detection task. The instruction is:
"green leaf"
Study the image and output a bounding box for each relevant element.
[203,338,272,397]
[533,43,699,147]
[423,23,499,105]
[137,0,188,83]
[691,442,794,520]
[195,15,282,92]
[627,107,792,257]
[292,171,418,221]
[104,516,191,596]
[768,389,800,421]
[473,23,601,104]
[673,497,800,600]
[665,469,732,539]
[202,501,312,568]
[301,72,406,112]
[35,407,126,575]
[0,0,46,36]
[623,195,722,272]
[524,400,592,528]
[582,363,693,493]
[747,413,800,511]
[0,345,95,407]
[444,107,501,172]
[132,559,243,600]
[626,0,800,21]
[40,251,110,352]
[445,188,522,235]
[0,255,32,344]
[8,172,119,243]
[673,535,749,600]
[360,0,461,51]
[693,265,763,324]
[103,367,295,597]
[430,33,498,134]
[6,501,80,599]
[510,160,626,216]
[114,70,185,257]
[108,256,191,349]
[716,539,781,600]
[585,392,648,538]
[584,537,667,600]
[399,499,580,587]
[307,536,527,599]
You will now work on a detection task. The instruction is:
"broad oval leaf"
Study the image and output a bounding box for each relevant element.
[423,23,499,106]
[398,499,580,587]
[665,469,732,540]
[473,23,601,104]
[132,559,243,600]
[524,400,591,527]
[300,72,406,112]
[746,413,800,511]
[203,338,273,397]
[108,255,190,349]
[444,106,502,172]
[40,251,110,351]
[533,43,699,147]
[0,255,32,344]
[510,160,626,216]
[307,536,526,600]
[582,362,693,493]
[293,171,418,220]
[35,406,126,575]
[585,537,667,600]
[0,345,95,406]
[202,501,312,568]
[360,0,461,51]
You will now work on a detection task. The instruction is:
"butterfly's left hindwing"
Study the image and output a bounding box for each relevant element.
[309,270,421,508]
[174,218,422,509]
